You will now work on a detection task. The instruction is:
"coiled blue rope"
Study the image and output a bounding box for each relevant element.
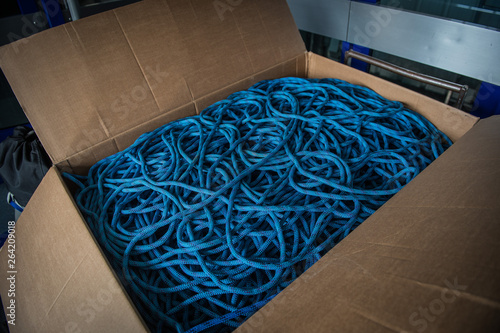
[65,78,451,332]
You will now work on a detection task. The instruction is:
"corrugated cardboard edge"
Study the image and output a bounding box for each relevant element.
[0,168,147,333]
[237,116,500,333]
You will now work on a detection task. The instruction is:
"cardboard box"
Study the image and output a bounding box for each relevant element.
[0,0,498,332]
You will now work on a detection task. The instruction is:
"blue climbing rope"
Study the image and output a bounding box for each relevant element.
[65,77,452,332]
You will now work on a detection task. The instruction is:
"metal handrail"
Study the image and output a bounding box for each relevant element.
[344,50,468,109]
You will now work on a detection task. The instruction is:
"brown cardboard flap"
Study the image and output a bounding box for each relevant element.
[307,53,479,142]
[237,116,500,333]
[0,167,147,332]
[59,54,306,175]
[0,0,304,164]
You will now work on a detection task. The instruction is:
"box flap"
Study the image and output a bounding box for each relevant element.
[0,167,148,332]
[59,54,307,175]
[0,0,305,164]
[307,53,479,142]
[237,116,500,332]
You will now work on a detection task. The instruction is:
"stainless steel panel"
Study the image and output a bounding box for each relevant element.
[286,0,350,42]
[77,0,141,19]
[347,2,500,86]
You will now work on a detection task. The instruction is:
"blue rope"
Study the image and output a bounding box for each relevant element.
[64,78,451,332]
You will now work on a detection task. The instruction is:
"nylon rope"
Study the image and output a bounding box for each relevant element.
[65,78,452,332]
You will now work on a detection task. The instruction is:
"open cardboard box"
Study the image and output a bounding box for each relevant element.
[0,0,499,332]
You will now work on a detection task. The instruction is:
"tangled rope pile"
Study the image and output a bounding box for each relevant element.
[65,78,452,332]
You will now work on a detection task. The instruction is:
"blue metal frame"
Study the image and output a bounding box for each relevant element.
[16,0,38,15]
[471,82,500,119]
[40,0,65,28]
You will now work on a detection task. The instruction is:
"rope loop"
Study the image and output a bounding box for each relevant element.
[65,78,451,332]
